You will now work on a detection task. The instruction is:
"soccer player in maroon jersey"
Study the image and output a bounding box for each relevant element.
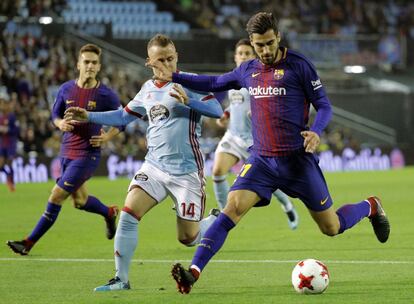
[148,12,391,294]
[0,93,18,192]
[7,44,121,255]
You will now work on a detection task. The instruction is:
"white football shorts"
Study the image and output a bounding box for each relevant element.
[215,131,251,161]
[128,161,206,221]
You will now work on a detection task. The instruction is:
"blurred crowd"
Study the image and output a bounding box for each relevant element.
[0,24,358,160]
[0,0,375,160]
[0,0,67,18]
[178,0,414,39]
[0,25,147,158]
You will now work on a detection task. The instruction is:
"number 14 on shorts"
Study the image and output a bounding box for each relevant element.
[180,202,195,217]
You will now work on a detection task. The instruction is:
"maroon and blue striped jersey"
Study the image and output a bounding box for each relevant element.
[51,80,121,159]
[0,112,18,149]
[172,47,332,156]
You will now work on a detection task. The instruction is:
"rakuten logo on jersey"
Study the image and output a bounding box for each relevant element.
[248,86,287,99]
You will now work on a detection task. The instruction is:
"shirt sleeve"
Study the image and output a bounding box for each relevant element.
[106,88,122,110]
[186,89,224,118]
[298,60,332,135]
[88,108,137,126]
[51,86,66,121]
[310,96,332,135]
[105,88,125,131]
[124,88,147,118]
[172,67,243,92]
[298,60,327,102]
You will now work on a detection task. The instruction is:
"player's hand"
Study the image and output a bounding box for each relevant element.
[169,84,189,104]
[58,118,75,132]
[64,107,89,122]
[216,111,230,127]
[90,128,107,147]
[146,58,173,82]
[301,131,320,153]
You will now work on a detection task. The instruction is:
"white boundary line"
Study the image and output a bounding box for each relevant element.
[0,258,413,264]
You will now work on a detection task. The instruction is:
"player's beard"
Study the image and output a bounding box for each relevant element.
[261,54,275,65]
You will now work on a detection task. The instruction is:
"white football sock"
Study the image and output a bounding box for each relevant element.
[213,174,229,210]
[273,189,293,212]
[185,212,219,247]
[114,211,138,283]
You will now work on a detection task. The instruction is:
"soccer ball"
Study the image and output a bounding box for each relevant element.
[291,259,330,294]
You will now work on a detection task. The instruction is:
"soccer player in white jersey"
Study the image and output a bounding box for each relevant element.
[213,38,299,229]
[64,34,223,291]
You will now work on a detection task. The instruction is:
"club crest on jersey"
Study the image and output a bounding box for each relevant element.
[87,100,96,110]
[274,69,284,80]
[229,91,244,104]
[150,104,170,124]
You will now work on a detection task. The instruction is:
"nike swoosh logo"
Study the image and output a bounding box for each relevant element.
[64,181,74,187]
[66,100,75,104]
[320,196,329,205]
[252,72,260,78]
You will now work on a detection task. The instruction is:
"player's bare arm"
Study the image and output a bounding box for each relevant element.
[300,130,320,153]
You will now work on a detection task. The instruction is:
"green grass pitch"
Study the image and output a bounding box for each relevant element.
[1,168,413,304]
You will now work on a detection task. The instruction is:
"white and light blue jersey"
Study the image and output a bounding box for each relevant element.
[227,88,252,145]
[125,78,217,175]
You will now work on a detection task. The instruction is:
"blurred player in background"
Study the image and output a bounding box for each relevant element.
[64,34,223,291]
[148,12,391,294]
[0,92,18,192]
[213,38,299,229]
[7,44,122,255]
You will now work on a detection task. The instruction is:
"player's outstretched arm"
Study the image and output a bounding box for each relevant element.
[148,59,241,92]
[170,84,223,118]
[65,107,137,127]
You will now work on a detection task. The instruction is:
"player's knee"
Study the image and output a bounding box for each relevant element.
[224,196,245,221]
[73,201,83,209]
[212,167,226,177]
[48,190,67,205]
[320,224,339,237]
[72,197,87,209]
[178,235,198,247]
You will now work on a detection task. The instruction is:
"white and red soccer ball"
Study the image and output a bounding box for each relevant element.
[291,259,330,294]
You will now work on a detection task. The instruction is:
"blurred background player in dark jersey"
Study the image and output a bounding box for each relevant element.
[0,92,18,192]
[7,44,122,255]
[212,38,298,229]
